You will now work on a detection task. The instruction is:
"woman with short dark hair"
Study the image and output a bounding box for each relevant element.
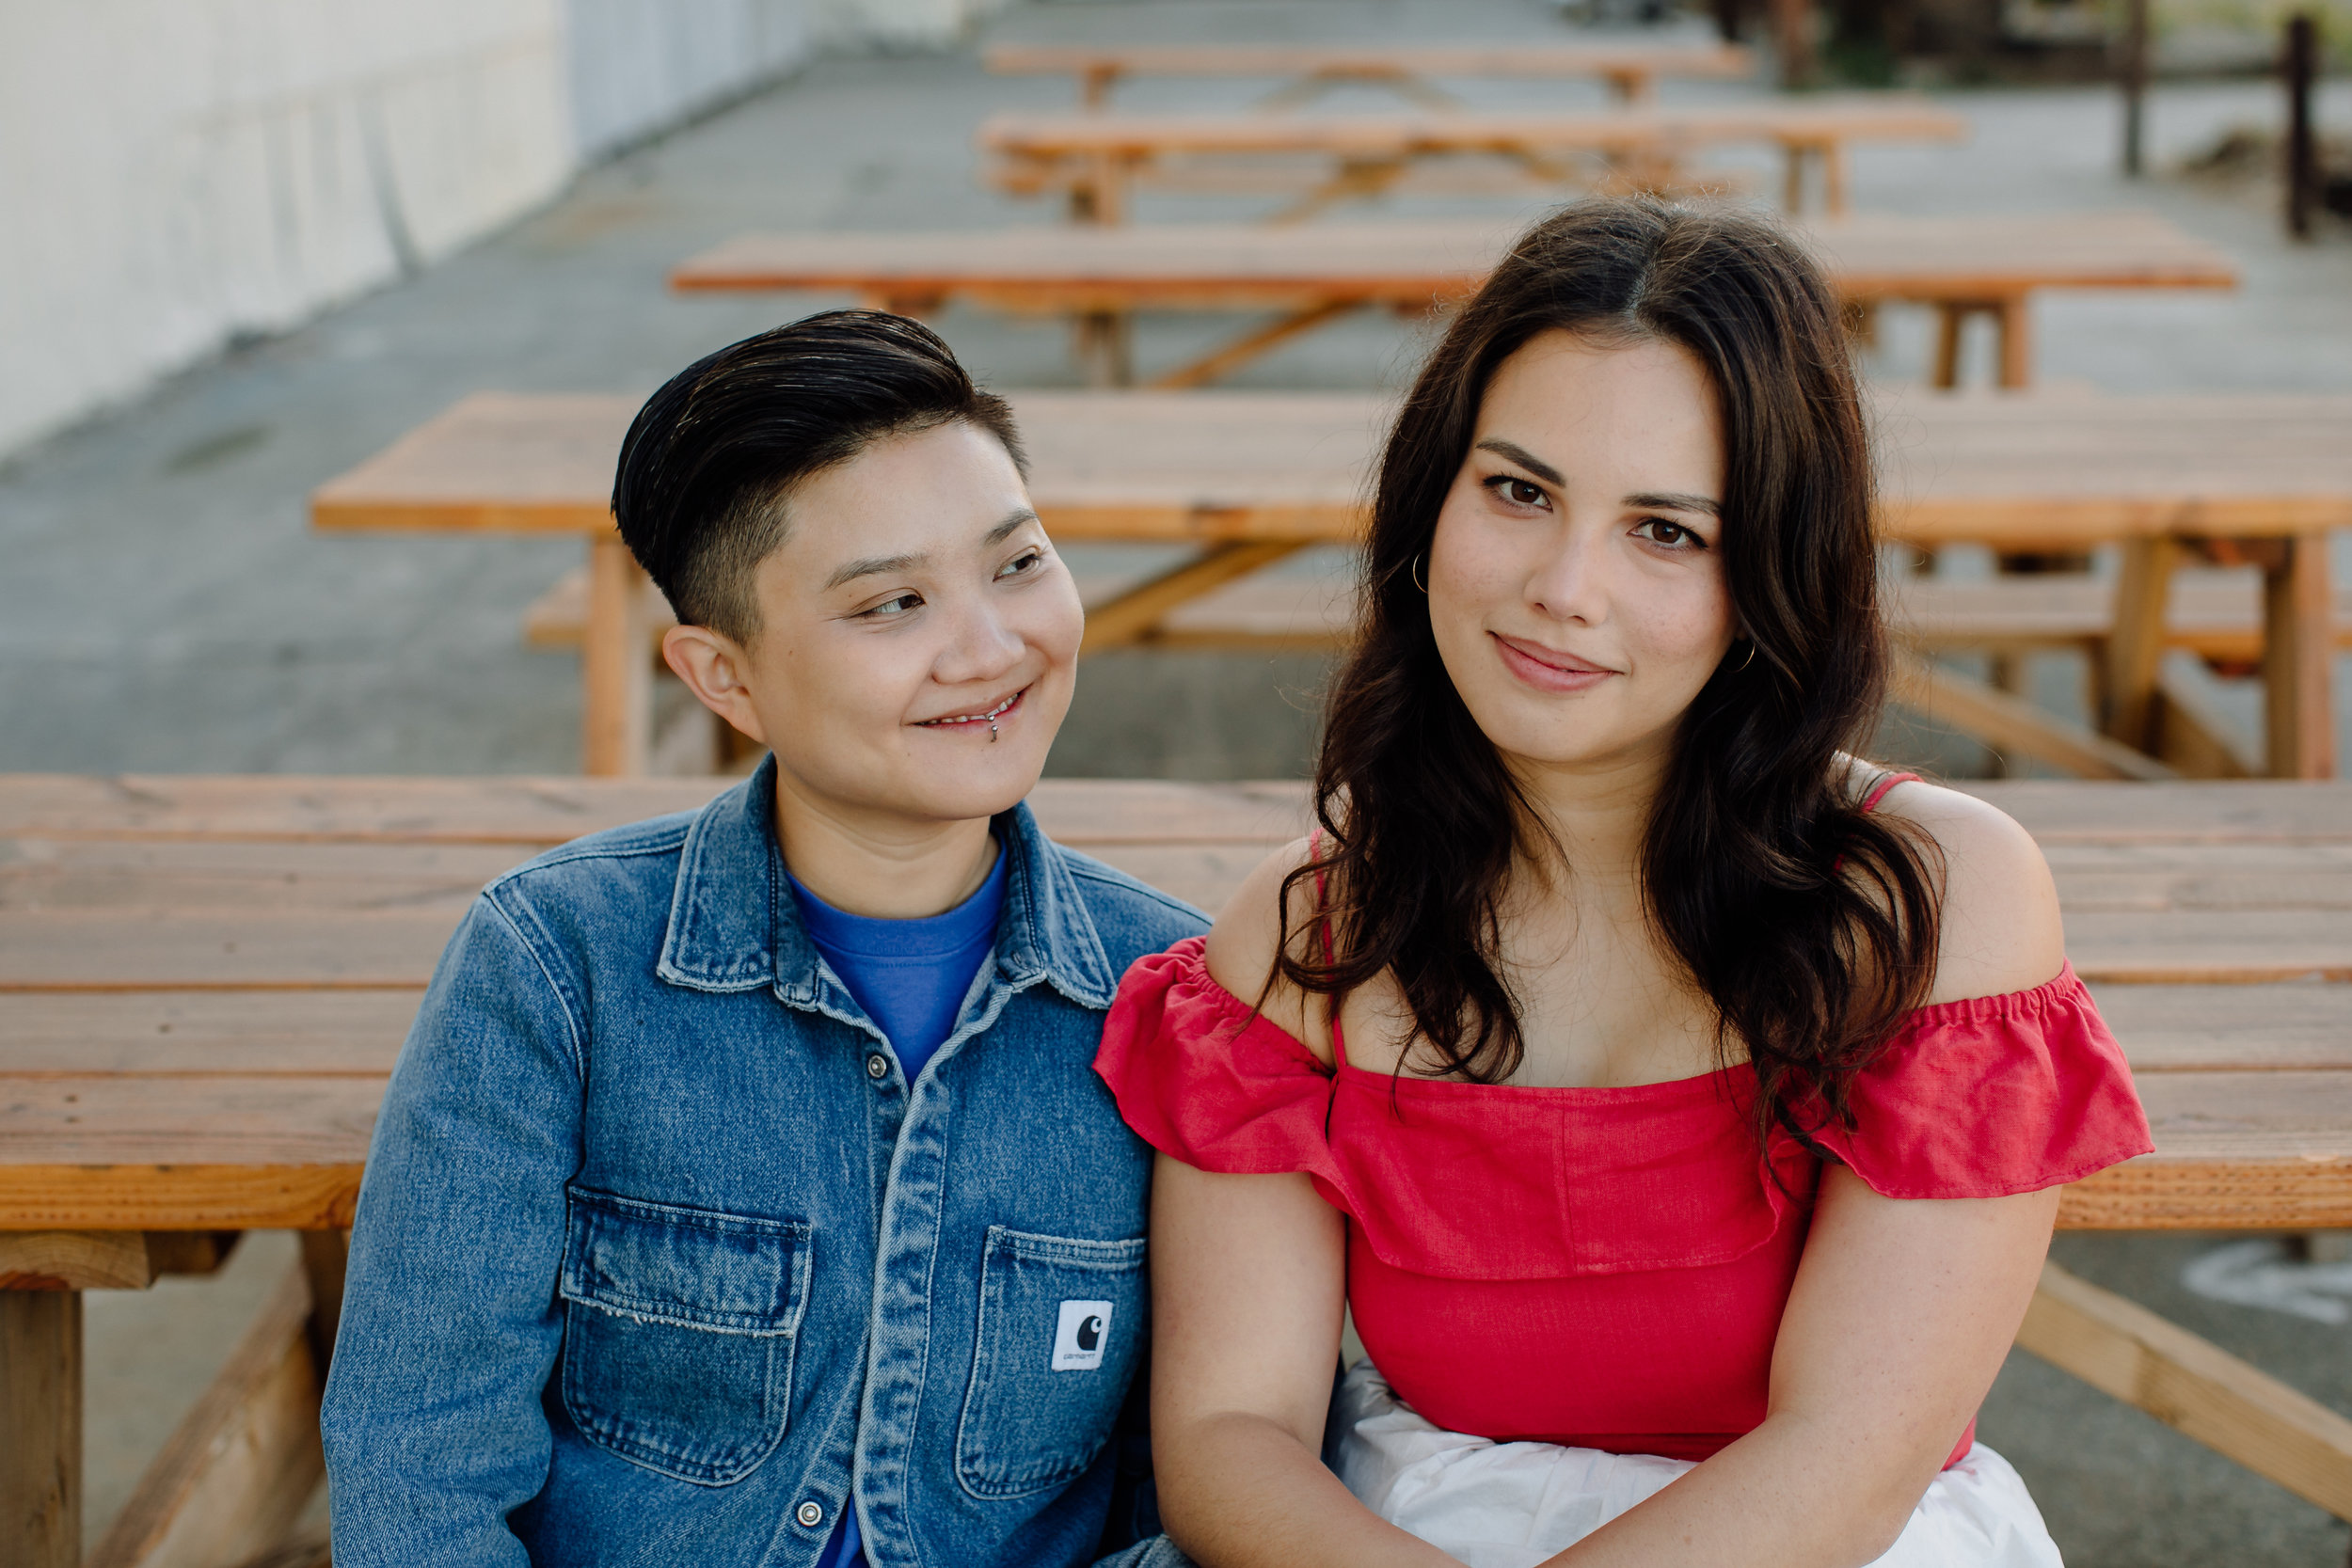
[1097,201,2151,1568]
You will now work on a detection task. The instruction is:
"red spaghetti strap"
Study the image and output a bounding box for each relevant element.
[1304,831,1351,1076]
[1860,770,1921,815]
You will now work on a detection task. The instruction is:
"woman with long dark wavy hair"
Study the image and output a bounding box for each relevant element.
[1095,198,2152,1568]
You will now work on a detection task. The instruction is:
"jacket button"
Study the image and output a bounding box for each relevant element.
[866,1053,889,1080]
[796,1500,824,1528]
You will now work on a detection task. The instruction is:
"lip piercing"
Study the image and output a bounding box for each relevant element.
[923,691,1018,738]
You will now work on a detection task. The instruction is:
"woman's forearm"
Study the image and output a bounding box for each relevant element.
[1542,1412,1932,1568]
[1158,1412,1459,1568]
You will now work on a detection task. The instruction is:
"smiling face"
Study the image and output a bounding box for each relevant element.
[1424,330,1736,783]
[668,419,1083,833]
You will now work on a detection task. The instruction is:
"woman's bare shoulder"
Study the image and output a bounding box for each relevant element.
[1865,774,2066,1006]
[1201,835,1329,1063]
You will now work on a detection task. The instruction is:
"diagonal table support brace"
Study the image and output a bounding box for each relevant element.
[1081,542,1311,655]
[2021,1259,2352,1521]
[1149,301,1361,390]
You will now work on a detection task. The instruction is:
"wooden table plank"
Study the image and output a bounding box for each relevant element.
[8,775,2351,851]
[5,905,2343,990]
[977,99,1968,156]
[0,774,1310,847]
[669,214,2234,314]
[0,992,419,1077]
[4,1066,2347,1231]
[982,42,1758,87]
[2090,983,2352,1070]
[0,839,524,912]
[317,390,2346,548]
[12,833,2347,918]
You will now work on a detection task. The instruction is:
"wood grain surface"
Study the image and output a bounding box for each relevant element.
[311,390,2347,549]
[3,774,2348,1230]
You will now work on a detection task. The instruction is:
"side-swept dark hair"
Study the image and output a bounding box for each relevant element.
[1283,198,1942,1145]
[612,309,1025,641]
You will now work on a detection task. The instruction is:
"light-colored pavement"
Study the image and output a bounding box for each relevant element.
[11,0,2351,1556]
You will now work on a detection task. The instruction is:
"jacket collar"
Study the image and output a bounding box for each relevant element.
[656,754,1116,1012]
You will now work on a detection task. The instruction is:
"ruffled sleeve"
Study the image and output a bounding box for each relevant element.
[1803,963,2153,1199]
[1094,936,1359,1213]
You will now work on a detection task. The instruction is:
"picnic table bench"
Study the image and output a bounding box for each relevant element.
[982,42,1757,110]
[976,98,1967,221]
[668,212,2237,390]
[6,772,2352,1567]
[310,389,2340,780]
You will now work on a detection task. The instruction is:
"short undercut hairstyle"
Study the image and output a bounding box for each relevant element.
[612,309,1025,642]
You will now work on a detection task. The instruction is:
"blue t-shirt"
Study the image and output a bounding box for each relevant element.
[787,846,1009,1568]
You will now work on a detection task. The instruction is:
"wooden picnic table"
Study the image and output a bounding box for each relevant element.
[310,388,2339,780]
[7,771,2352,1566]
[668,212,2237,391]
[982,42,1757,110]
[976,97,1967,221]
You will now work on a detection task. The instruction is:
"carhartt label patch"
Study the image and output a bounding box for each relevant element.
[1052,1299,1113,1371]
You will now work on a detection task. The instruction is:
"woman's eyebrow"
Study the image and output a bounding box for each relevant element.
[1625,491,1722,517]
[822,508,1041,591]
[1473,438,1564,487]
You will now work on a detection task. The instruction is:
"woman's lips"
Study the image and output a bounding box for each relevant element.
[915,687,1025,731]
[1491,633,1618,694]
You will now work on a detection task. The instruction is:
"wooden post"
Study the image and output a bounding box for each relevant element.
[2263,530,2337,777]
[2119,0,2151,177]
[1773,0,1817,87]
[2285,13,2318,239]
[581,533,651,777]
[2103,535,2182,751]
[1,1290,81,1568]
[1994,295,2035,388]
[300,1229,350,1378]
[1931,303,1968,388]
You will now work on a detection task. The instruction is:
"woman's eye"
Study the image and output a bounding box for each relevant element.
[995,549,1044,580]
[1635,518,1703,548]
[1486,476,1548,508]
[864,592,923,618]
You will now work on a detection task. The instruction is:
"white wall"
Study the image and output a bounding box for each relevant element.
[0,0,997,460]
[0,0,575,457]
[566,0,815,159]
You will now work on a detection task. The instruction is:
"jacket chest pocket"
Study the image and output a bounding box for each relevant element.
[956,1227,1148,1500]
[558,1186,811,1486]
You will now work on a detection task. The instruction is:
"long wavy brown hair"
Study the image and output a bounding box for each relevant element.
[1279,198,1943,1144]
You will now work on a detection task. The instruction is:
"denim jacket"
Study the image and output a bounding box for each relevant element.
[321,758,1207,1567]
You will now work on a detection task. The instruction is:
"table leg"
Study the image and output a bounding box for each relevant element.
[1995,296,2035,388]
[2264,530,2337,778]
[582,534,651,778]
[1931,304,1966,389]
[300,1229,350,1377]
[2103,535,2181,752]
[1782,145,1808,213]
[1,1289,81,1568]
[1081,542,1309,655]
[1074,312,1134,388]
[1822,142,1850,216]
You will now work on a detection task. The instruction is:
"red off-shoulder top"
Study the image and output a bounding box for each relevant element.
[1093,816,2153,1466]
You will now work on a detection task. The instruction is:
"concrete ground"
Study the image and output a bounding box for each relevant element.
[7,0,2350,1559]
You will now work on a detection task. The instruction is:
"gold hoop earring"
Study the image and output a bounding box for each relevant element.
[1410,553,1428,594]
[1736,640,1758,673]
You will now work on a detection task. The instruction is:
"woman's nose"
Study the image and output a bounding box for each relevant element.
[1525,524,1611,624]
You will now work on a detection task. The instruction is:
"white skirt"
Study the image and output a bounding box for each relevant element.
[1327,1362,2063,1568]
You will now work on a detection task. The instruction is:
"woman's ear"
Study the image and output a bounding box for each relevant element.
[660,625,770,747]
